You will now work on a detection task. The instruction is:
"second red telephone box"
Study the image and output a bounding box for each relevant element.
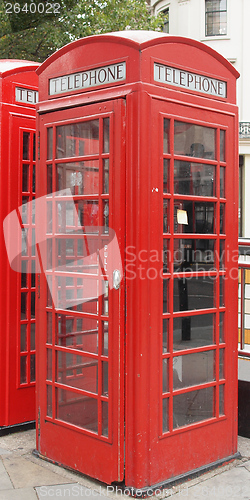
[36,31,239,490]
[0,60,39,433]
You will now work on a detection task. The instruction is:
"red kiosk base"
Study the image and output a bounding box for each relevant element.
[36,31,239,489]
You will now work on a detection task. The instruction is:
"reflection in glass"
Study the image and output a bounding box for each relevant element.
[21,324,27,352]
[173,351,215,390]
[219,348,225,379]
[102,361,108,396]
[162,398,169,433]
[103,118,110,153]
[47,165,52,195]
[56,120,99,158]
[219,384,225,415]
[174,161,215,197]
[23,132,30,160]
[22,165,29,192]
[21,261,27,288]
[102,321,109,356]
[103,159,109,194]
[56,313,98,354]
[57,161,99,195]
[162,358,169,392]
[163,239,169,273]
[220,276,225,307]
[47,127,53,160]
[20,356,27,384]
[220,130,225,162]
[220,167,225,198]
[56,276,98,312]
[56,200,99,234]
[103,201,109,234]
[174,276,215,312]
[163,118,170,154]
[174,122,215,159]
[56,388,98,432]
[219,312,224,343]
[102,281,109,316]
[56,351,98,394]
[174,239,215,271]
[163,280,168,313]
[174,201,215,234]
[163,319,168,352]
[173,387,214,428]
[220,203,225,234]
[21,293,27,319]
[47,311,53,344]
[102,401,109,437]
[163,159,169,193]
[173,313,214,350]
[163,200,169,233]
[220,240,225,269]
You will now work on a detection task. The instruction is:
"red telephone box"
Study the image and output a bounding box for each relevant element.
[0,60,39,432]
[36,32,239,490]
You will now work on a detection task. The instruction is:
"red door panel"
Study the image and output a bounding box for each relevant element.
[36,99,126,484]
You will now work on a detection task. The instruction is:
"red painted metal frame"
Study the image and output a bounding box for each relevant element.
[36,32,239,489]
[0,62,38,428]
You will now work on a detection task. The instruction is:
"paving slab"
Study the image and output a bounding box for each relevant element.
[0,430,36,456]
[0,458,13,491]
[0,487,38,500]
[2,455,75,489]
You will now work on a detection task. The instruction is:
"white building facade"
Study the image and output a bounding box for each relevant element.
[151,0,250,237]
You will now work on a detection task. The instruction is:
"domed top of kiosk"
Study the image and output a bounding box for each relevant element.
[37,30,239,105]
[0,59,39,77]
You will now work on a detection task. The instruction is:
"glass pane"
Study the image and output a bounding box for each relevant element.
[162,358,169,393]
[21,228,28,256]
[47,276,52,307]
[31,260,36,286]
[163,118,170,154]
[30,354,36,382]
[173,313,214,350]
[219,348,225,378]
[220,276,225,307]
[220,240,225,269]
[220,203,225,234]
[55,276,98,312]
[55,237,98,274]
[102,281,109,316]
[174,122,216,159]
[174,239,215,271]
[163,279,168,313]
[22,165,29,192]
[32,164,36,192]
[33,133,36,162]
[56,388,98,432]
[163,319,168,353]
[103,201,109,234]
[219,312,224,342]
[31,291,35,318]
[174,201,215,234]
[174,276,215,312]
[56,314,98,354]
[57,161,99,195]
[103,117,110,153]
[56,352,98,394]
[102,321,109,356]
[56,120,99,158]
[20,356,27,384]
[47,201,52,234]
[173,351,215,390]
[47,127,53,160]
[23,132,30,160]
[21,260,27,288]
[220,130,225,161]
[102,361,108,396]
[219,384,225,415]
[47,312,52,344]
[30,323,35,351]
[47,385,52,417]
[47,165,52,195]
[21,293,27,320]
[20,324,27,352]
[102,401,109,437]
[22,198,29,224]
[47,349,52,381]
[174,161,215,197]
[163,200,169,233]
[56,200,99,234]
[220,167,225,198]
[163,239,169,273]
[163,159,169,193]
[103,159,109,194]
[162,398,169,433]
[173,387,214,428]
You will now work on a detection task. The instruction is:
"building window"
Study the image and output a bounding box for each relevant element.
[205,0,227,36]
[162,7,169,33]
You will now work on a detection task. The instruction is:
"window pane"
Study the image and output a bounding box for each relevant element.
[56,200,99,234]
[103,159,109,194]
[47,385,52,417]
[22,165,29,192]
[23,132,30,160]
[20,356,27,384]
[57,161,99,195]
[174,201,215,234]
[220,130,225,161]
[56,314,98,354]
[162,398,169,433]
[47,127,53,160]
[163,118,170,153]
[103,118,110,153]
[56,388,98,432]
[56,351,98,394]
[174,276,215,312]
[56,120,99,158]
[102,401,109,437]
[163,200,169,233]
[174,161,215,197]
[220,167,225,198]
[174,239,215,271]
[30,354,36,382]
[20,324,27,352]
[163,159,169,193]
[173,387,214,428]
[173,313,214,350]
[219,384,225,415]
[174,122,216,159]
[163,279,168,313]
[173,351,215,390]
[163,319,168,352]
[163,239,169,273]
[162,358,169,393]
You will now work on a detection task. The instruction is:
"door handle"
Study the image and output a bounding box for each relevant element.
[113,269,121,290]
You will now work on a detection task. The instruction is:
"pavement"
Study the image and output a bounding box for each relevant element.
[1,430,250,499]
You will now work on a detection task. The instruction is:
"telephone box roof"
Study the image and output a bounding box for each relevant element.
[37,30,239,79]
[0,59,39,77]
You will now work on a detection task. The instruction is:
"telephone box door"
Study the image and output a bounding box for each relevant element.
[36,99,125,484]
